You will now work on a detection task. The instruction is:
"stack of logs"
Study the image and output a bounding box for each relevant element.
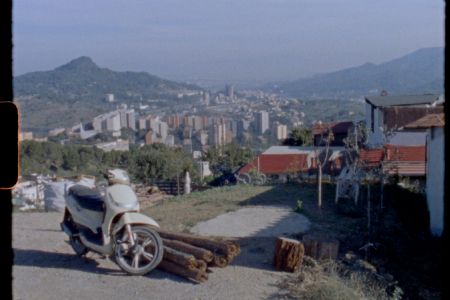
[154,229,240,283]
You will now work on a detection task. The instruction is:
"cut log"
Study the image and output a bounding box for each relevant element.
[162,239,214,262]
[156,229,238,257]
[273,237,305,272]
[195,259,208,272]
[158,260,208,283]
[302,234,339,261]
[210,255,229,268]
[162,246,198,269]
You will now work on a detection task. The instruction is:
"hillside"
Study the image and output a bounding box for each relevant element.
[277,47,444,98]
[14,57,203,131]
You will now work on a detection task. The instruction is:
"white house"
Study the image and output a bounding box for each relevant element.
[405,113,445,236]
[364,94,443,147]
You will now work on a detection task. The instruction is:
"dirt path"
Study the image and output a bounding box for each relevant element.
[12,211,310,300]
[190,206,310,237]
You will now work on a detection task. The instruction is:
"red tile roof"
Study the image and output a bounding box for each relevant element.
[238,144,426,177]
[403,113,445,129]
[312,121,353,136]
[358,145,426,176]
[359,148,385,168]
[238,154,309,175]
[384,144,426,162]
[382,161,426,176]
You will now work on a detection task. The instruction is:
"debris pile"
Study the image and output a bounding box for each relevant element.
[155,229,240,283]
[135,185,169,209]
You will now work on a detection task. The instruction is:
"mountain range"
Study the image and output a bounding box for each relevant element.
[15,47,444,131]
[274,47,444,98]
[14,57,202,130]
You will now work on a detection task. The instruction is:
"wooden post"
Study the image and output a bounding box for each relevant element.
[302,234,339,261]
[318,166,323,208]
[273,237,305,272]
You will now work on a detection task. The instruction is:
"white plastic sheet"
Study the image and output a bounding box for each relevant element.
[44,181,73,212]
[43,177,96,212]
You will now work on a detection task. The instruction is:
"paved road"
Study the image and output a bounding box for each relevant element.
[13,211,310,300]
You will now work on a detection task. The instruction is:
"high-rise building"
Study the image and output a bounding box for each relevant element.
[274,123,288,140]
[201,116,209,128]
[199,130,208,146]
[145,129,156,145]
[167,115,181,128]
[256,111,269,135]
[138,117,147,130]
[19,132,33,141]
[93,116,106,132]
[183,138,193,153]
[227,120,238,138]
[184,116,195,127]
[149,117,159,133]
[209,123,227,146]
[237,119,250,136]
[225,84,234,99]
[183,126,193,139]
[165,134,175,146]
[203,92,210,106]
[105,93,114,102]
[106,113,121,132]
[119,110,127,128]
[126,109,136,130]
[158,121,168,140]
[193,116,203,131]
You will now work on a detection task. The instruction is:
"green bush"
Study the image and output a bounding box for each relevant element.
[295,199,304,213]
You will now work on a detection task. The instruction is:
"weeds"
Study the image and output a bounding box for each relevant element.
[278,256,401,300]
[294,199,304,214]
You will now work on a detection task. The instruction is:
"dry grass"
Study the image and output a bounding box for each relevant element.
[277,256,398,300]
[142,183,408,298]
[142,185,273,232]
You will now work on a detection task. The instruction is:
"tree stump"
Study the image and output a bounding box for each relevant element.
[302,234,339,261]
[273,237,305,272]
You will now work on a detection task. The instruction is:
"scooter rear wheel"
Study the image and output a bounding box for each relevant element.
[114,225,163,276]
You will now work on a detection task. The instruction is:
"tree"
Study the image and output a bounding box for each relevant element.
[120,128,136,143]
[62,147,80,171]
[314,126,334,208]
[128,144,198,185]
[204,143,254,175]
[283,127,313,146]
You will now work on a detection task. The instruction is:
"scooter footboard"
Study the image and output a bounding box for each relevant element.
[112,212,160,236]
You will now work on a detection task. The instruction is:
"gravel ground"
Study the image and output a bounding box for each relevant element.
[13,210,310,300]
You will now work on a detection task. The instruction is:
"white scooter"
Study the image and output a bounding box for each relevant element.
[60,169,164,275]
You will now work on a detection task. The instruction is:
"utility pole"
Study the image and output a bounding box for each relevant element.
[177,165,180,196]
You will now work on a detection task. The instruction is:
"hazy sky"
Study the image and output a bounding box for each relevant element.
[13,0,444,86]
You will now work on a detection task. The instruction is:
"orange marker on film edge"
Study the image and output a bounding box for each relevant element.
[0,101,19,190]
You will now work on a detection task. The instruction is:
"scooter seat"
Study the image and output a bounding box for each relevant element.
[68,185,104,212]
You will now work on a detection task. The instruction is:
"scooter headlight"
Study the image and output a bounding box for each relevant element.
[106,185,140,211]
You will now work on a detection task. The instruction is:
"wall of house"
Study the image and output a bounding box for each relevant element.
[388,131,427,146]
[366,103,384,146]
[426,127,444,236]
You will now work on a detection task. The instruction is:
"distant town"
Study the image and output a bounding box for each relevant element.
[18,84,364,155]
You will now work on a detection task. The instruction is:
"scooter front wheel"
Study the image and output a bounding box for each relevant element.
[114,225,163,276]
